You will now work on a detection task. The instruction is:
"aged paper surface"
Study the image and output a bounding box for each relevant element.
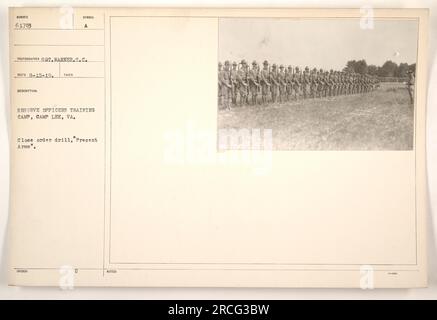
[8,7,428,287]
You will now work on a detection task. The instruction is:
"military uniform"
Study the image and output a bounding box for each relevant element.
[310,68,318,98]
[270,64,279,103]
[360,75,365,94]
[218,62,222,107]
[327,70,334,97]
[260,60,271,104]
[343,73,349,95]
[236,60,248,106]
[317,69,325,98]
[230,62,238,104]
[344,73,350,95]
[339,73,345,95]
[219,58,387,105]
[285,66,293,101]
[353,74,358,94]
[302,67,310,99]
[248,61,260,105]
[407,70,415,104]
[219,61,232,110]
[293,67,301,100]
[322,71,329,97]
[278,65,287,103]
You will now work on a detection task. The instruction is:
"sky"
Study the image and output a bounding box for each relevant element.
[219,18,418,70]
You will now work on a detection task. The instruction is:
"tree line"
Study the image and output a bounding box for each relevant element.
[343,59,416,78]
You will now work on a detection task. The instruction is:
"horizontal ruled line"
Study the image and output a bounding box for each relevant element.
[14,28,104,31]
[14,44,104,47]
[14,76,104,79]
[12,267,421,272]
[13,60,104,63]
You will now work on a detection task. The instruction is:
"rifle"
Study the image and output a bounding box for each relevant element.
[262,68,271,86]
[250,69,260,87]
[271,70,279,86]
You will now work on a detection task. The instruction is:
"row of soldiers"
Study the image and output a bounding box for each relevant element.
[218,59,381,110]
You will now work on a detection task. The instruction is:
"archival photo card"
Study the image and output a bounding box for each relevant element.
[218,18,418,150]
[7,7,428,288]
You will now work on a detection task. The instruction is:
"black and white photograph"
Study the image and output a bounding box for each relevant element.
[1,3,435,299]
[218,18,418,150]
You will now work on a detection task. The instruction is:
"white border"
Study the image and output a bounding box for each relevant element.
[1,0,436,299]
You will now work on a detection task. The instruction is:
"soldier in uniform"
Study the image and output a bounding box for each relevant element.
[367,75,372,93]
[366,75,371,92]
[335,71,340,96]
[340,71,345,95]
[278,65,287,103]
[335,71,340,95]
[270,64,280,103]
[361,75,366,93]
[313,69,318,98]
[260,60,271,104]
[354,74,358,94]
[218,62,223,107]
[293,67,301,100]
[310,68,318,99]
[318,69,325,98]
[230,61,238,104]
[285,66,293,101]
[327,70,334,97]
[302,66,310,99]
[236,60,248,107]
[356,74,360,94]
[355,73,360,94]
[322,71,329,98]
[248,61,260,105]
[339,72,345,95]
[352,73,357,95]
[407,69,415,104]
[341,72,347,95]
[342,71,348,95]
[363,74,369,93]
[330,71,336,97]
[346,72,353,95]
[219,61,232,110]
[358,75,362,94]
[366,75,372,93]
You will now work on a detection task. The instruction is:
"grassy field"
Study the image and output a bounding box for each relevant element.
[218,82,414,150]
